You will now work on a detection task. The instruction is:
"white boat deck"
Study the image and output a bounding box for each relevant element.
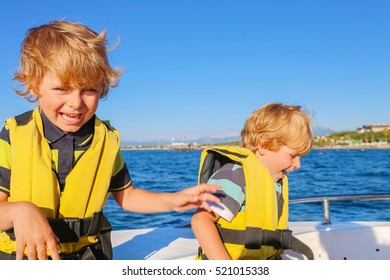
[112,194,390,260]
[112,221,390,260]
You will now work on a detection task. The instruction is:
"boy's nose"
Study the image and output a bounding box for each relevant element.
[68,90,83,108]
[292,157,301,169]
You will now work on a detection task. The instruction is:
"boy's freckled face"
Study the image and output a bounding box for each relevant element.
[257,146,301,182]
[33,72,101,133]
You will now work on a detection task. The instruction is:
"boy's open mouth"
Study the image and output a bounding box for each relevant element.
[61,113,82,120]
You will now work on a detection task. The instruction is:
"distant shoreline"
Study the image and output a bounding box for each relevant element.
[313,144,390,150]
[121,143,390,151]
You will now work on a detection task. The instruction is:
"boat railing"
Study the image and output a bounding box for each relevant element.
[289,193,390,224]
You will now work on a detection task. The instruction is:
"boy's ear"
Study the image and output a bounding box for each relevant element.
[29,88,40,97]
[257,143,267,156]
[22,74,39,97]
[30,88,37,96]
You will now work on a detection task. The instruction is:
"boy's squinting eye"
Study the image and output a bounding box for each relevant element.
[83,88,97,92]
[53,87,67,93]
[82,88,100,95]
[51,87,100,95]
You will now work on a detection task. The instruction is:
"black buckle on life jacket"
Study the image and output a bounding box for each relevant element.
[66,218,82,238]
[49,218,82,242]
[49,212,104,243]
[244,227,294,250]
[245,227,263,249]
[263,229,293,249]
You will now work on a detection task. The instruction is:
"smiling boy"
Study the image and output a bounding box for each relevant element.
[0,20,220,260]
[192,103,313,260]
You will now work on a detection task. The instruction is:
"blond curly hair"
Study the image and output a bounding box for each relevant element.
[13,20,122,101]
[241,103,313,155]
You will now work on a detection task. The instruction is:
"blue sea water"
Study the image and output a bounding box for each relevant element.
[103,149,390,230]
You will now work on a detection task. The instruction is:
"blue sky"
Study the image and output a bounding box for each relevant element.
[0,0,389,143]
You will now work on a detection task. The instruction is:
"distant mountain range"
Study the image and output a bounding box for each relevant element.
[313,126,336,136]
[121,126,337,146]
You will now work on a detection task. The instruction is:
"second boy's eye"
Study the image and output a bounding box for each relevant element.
[53,87,68,93]
[82,88,100,95]
[83,88,97,92]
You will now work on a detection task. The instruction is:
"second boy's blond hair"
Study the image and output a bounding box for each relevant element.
[241,103,313,155]
[13,20,122,101]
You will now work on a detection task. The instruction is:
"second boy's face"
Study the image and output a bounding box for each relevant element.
[32,72,102,133]
[257,145,301,182]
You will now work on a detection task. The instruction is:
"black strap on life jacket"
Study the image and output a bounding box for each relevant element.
[1,212,112,260]
[48,212,107,242]
[207,225,314,260]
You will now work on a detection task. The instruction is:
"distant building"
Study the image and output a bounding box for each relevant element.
[171,137,189,147]
[357,125,390,134]
[170,137,198,150]
[171,142,189,147]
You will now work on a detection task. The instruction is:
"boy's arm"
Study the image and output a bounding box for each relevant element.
[0,192,60,260]
[191,209,231,260]
[112,183,220,213]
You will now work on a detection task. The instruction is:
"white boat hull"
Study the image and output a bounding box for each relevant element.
[283,221,390,260]
[112,221,390,260]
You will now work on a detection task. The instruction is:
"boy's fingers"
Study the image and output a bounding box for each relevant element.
[201,202,212,212]
[15,241,27,260]
[37,244,48,260]
[199,183,221,192]
[197,192,220,204]
[27,244,38,260]
[47,238,60,260]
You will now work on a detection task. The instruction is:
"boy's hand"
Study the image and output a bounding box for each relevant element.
[12,202,60,260]
[172,183,221,212]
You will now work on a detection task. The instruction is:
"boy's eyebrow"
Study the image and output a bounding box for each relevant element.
[82,88,99,92]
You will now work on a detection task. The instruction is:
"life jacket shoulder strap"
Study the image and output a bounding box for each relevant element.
[14,110,34,126]
[199,147,245,184]
[101,119,116,132]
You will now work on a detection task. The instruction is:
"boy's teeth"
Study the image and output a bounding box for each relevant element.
[62,113,80,119]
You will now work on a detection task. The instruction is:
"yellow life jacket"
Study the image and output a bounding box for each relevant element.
[196,146,289,260]
[0,108,119,257]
